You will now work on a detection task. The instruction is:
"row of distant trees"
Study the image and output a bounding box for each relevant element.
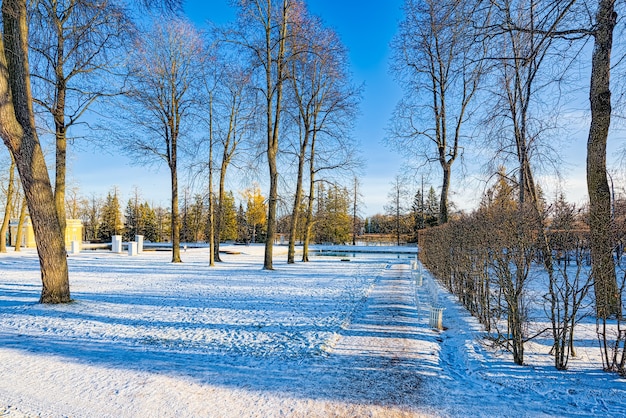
[15,181,363,247]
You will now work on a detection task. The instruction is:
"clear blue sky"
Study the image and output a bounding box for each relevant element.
[67,1,598,215]
[183,0,406,216]
[68,0,406,216]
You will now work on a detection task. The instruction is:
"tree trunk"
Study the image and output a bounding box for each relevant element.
[587,0,619,318]
[0,0,70,303]
[54,22,67,242]
[439,163,451,224]
[287,130,308,264]
[264,148,278,269]
[170,145,181,263]
[14,195,26,251]
[263,0,289,271]
[208,94,215,267]
[302,134,317,263]
[54,92,67,241]
[0,156,15,252]
[214,159,228,263]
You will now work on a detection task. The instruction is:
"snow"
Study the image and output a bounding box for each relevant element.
[0,244,625,417]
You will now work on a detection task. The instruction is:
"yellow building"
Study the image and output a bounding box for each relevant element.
[9,218,83,250]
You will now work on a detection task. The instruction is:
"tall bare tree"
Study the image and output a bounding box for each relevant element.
[487,0,619,318]
[204,47,254,263]
[0,156,16,253]
[29,0,128,241]
[234,0,298,269]
[0,0,70,303]
[123,18,204,263]
[587,0,619,319]
[285,12,354,263]
[384,175,409,246]
[390,0,485,224]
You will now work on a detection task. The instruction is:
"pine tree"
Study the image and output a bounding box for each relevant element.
[425,187,440,227]
[315,185,351,244]
[219,191,238,241]
[99,190,123,242]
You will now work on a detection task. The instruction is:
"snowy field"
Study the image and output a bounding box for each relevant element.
[0,244,625,417]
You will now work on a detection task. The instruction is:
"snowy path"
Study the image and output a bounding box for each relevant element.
[299,262,428,416]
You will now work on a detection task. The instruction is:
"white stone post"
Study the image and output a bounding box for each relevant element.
[128,241,138,256]
[111,235,123,253]
[135,235,144,253]
[70,241,81,255]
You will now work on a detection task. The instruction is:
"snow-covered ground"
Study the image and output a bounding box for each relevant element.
[0,244,624,417]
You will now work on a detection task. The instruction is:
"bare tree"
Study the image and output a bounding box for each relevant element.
[0,0,70,303]
[384,175,409,246]
[122,18,204,263]
[390,0,485,224]
[0,156,16,253]
[202,44,255,263]
[234,0,299,269]
[285,12,354,263]
[29,0,129,241]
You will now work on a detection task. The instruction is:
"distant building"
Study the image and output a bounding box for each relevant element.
[9,218,83,250]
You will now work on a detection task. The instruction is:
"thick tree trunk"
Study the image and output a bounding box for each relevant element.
[587,0,619,318]
[170,160,181,263]
[54,96,67,241]
[0,0,69,303]
[54,24,67,241]
[169,128,181,262]
[214,160,228,263]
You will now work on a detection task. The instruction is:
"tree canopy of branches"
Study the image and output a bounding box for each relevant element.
[390,0,485,224]
[29,0,129,240]
[122,18,204,263]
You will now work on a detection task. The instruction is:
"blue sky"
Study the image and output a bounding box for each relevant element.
[67,0,406,216]
[183,0,406,215]
[66,0,601,216]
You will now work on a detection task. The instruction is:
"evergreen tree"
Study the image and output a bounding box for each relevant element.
[99,190,123,242]
[140,203,159,242]
[123,199,138,241]
[412,190,425,239]
[425,186,440,226]
[219,191,238,241]
[236,203,248,243]
[315,185,351,244]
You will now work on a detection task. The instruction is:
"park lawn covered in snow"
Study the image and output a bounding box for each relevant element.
[0,244,625,417]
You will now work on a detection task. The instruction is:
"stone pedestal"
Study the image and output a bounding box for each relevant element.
[135,235,144,253]
[112,235,123,253]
